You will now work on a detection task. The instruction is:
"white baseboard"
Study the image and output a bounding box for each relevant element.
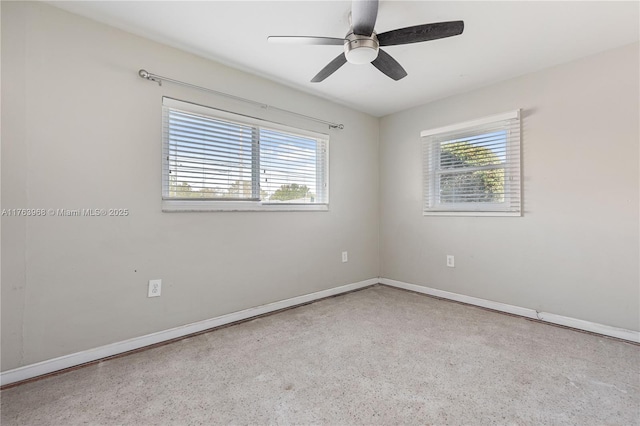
[4,277,637,387]
[1,278,378,387]
[534,311,639,343]
[380,278,640,344]
[380,278,538,319]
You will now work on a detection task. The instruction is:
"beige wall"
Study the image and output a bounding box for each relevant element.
[3,1,639,374]
[380,43,640,331]
[1,2,380,371]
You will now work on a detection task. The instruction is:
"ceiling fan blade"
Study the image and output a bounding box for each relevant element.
[377,21,464,46]
[371,49,407,81]
[351,0,378,36]
[268,36,346,46]
[311,53,348,82]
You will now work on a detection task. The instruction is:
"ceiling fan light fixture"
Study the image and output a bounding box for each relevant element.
[268,0,464,82]
[344,33,379,64]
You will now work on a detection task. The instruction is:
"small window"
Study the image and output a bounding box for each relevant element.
[421,110,521,216]
[162,98,329,211]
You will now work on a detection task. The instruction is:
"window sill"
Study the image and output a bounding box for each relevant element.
[423,210,521,217]
[162,200,329,212]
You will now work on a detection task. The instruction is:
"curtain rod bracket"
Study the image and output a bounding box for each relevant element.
[138,69,161,86]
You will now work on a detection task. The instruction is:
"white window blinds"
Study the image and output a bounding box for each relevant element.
[164,109,258,200]
[162,98,328,208]
[259,128,327,204]
[421,110,521,215]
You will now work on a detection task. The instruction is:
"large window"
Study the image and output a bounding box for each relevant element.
[422,110,521,216]
[162,98,329,211]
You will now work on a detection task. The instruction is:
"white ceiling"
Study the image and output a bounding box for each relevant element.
[50,1,639,117]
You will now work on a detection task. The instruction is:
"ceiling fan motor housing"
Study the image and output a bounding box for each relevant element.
[344,32,379,64]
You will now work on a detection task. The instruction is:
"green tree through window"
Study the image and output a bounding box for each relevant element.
[439,139,505,203]
[270,184,312,202]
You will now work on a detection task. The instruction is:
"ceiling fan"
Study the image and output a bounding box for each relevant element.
[268,0,464,82]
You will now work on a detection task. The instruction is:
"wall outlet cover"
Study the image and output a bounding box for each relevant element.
[148,279,162,297]
[447,255,455,268]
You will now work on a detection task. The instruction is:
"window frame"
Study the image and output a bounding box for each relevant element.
[421,110,522,217]
[161,97,330,212]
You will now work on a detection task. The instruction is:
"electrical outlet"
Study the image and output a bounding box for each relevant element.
[342,251,348,263]
[447,255,455,268]
[148,279,162,297]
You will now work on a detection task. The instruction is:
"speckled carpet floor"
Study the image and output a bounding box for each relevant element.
[1,285,639,425]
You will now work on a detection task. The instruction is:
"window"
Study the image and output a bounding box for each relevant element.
[162,98,329,211]
[421,110,521,216]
